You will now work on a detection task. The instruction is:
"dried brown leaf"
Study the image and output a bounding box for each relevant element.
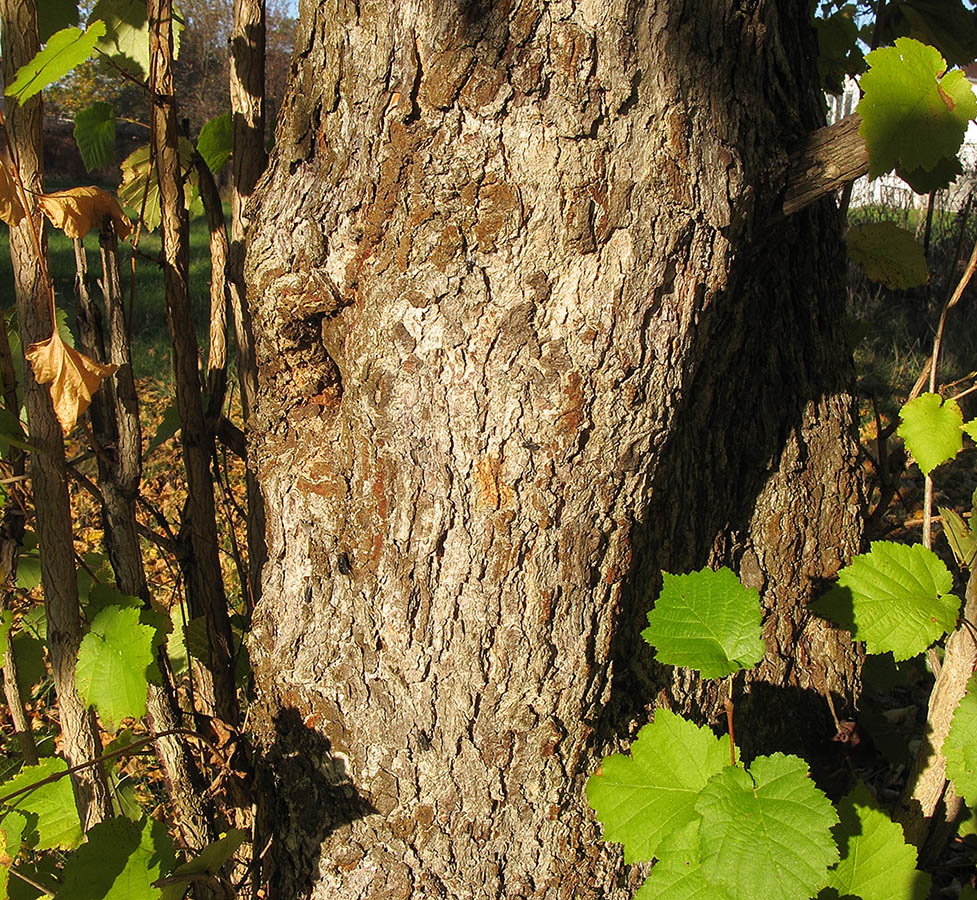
[25,331,118,432]
[38,186,132,241]
[0,163,25,227]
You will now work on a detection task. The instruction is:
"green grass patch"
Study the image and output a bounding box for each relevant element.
[0,212,216,382]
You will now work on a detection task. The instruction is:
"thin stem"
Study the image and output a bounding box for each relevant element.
[725,674,736,767]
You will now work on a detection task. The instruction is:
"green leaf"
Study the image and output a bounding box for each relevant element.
[0,757,82,851]
[10,633,46,702]
[197,113,233,174]
[76,606,156,730]
[73,102,116,173]
[0,811,26,900]
[857,37,977,179]
[90,0,182,78]
[164,828,247,886]
[821,541,958,659]
[634,822,733,900]
[696,754,839,900]
[586,709,732,864]
[847,223,929,289]
[57,816,175,900]
[944,672,977,807]
[5,22,106,105]
[827,782,929,900]
[898,154,963,193]
[145,402,180,457]
[38,0,80,43]
[0,408,33,453]
[15,549,40,591]
[879,0,977,68]
[642,567,764,679]
[938,506,976,568]
[898,392,963,475]
[816,7,865,94]
[118,140,194,232]
[85,583,141,617]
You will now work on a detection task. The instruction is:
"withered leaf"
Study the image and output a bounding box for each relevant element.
[25,331,118,432]
[38,185,132,240]
[0,162,25,227]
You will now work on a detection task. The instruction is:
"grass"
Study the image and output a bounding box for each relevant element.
[0,205,216,383]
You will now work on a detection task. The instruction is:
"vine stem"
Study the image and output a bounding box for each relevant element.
[920,226,977,551]
[0,728,221,808]
[725,674,736,767]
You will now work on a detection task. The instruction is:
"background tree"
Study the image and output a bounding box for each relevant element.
[244,0,865,895]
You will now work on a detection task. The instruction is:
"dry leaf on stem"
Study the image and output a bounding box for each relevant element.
[25,332,118,433]
[0,163,25,227]
[38,186,132,241]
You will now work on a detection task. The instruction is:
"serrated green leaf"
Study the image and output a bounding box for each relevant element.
[11,633,46,702]
[90,0,182,77]
[118,140,195,232]
[76,606,155,730]
[857,38,977,179]
[73,102,116,173]
[38,0,80,43]
[963,417,977,443]
[898,153,963,193]
[827,542,958,659]
[86,584,141,617]
[197,113,233,174]
[0,811,26,900]
[696,753,839,900]
[15,550,40,592]
[642,567,764,679]
[847,223,929,289]
[938,506,976,568]
[882,0,977,68]
[57,816,175,900]
[634,822,734,900]
[0,758,82,851]
[587,709,732,864]
[5,22,106,104]
[944,672,977,807]
[827,782,930,900]
[898,392,963,475]
[183,616,210,665]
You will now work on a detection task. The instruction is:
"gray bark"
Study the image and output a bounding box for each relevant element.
[246,0,863,896]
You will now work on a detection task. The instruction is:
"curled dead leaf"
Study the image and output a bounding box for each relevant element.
[38,186,132,241]
[25,331,118,433]
[0,163,25,227]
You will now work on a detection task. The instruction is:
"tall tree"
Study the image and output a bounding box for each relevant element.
[245,0,864,895]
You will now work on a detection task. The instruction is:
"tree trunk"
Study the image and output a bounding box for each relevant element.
[246,0,863,896]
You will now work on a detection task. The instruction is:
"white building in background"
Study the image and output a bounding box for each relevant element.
[828,70,977,209]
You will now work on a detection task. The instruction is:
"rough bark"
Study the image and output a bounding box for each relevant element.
[246,0,863,896]
[0,0,111,828]
[229,0,268,609]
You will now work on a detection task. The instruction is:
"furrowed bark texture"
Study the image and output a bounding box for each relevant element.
[0,0,111,828]
[230,0,268,607]
[247,0,863,896]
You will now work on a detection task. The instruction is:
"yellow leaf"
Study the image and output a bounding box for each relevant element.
[37,186,132,241]
[0,163,25,227]
[25,332,118,433]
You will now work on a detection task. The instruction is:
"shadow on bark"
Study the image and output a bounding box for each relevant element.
[255,707,376,899]
[598,202,863,778]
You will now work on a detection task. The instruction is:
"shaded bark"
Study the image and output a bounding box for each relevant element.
[229,0,268,610]
[247,0,863,896]
[0,0,111,828]
[148,0,239,725]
